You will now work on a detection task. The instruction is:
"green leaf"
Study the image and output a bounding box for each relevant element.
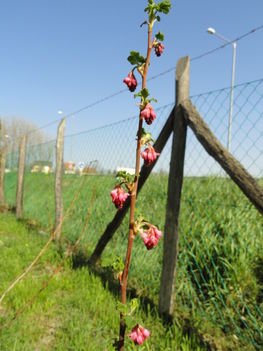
[112,256,124,272]
[116,301,129,315]
[116,170,135,185]
[141,88,150,99]
[157,0,171,14]
[134,88,150,100]
[156,15,161,22]
[155,31,165,41]
[127,51,146,66]
[130,298,139,312]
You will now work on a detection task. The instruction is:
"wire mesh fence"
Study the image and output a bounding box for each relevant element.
[3,78,263,350]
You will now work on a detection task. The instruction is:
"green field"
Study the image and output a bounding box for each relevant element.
[4,172,263,350]
[0,212,206,350]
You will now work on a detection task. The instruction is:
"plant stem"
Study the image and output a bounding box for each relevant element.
[118,26,153,351]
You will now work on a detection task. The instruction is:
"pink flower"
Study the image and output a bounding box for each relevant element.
[128,324,150,345]
[141,145,160,166]
[154,42,164,57]
[110,186,129,210]
[140,103,156,125]
[123,71,137,92]
[141,226,162,250]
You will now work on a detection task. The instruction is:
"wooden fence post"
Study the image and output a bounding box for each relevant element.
[0,135,7,206]
[159,56,189,318]
[16,135,27,219]
[55,118,66,239]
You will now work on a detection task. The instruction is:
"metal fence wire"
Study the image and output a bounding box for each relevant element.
[4,78,263,350]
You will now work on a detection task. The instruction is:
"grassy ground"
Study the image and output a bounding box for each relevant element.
[0,211,205,351]
[4,172,263,350]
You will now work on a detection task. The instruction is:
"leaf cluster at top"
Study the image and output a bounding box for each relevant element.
[145,0,171,22]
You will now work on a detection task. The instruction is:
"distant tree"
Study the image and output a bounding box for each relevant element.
[1,116,53,169]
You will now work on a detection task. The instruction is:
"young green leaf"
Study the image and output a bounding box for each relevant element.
[155,31,165,41]
[157,0,171,14]
[134,88,150,100]
[116,301,129,315]
[141,88,150,99]
[127,51,146,66]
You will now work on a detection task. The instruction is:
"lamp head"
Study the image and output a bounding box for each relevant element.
[207,27,216,35]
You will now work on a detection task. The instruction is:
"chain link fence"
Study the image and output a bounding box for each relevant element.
[3,78,263,350]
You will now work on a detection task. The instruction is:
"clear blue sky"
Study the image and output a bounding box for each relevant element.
[1,0,263,137]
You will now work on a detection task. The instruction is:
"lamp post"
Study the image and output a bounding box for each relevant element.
[207,27,236,152]
[70,115,75,162]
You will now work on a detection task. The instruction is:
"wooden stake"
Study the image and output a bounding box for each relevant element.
[159,56,189,318]
[16,135,27,218]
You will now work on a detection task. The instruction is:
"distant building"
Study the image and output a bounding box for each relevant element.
[31,161,53,174]
[116,167,135,175]
[81,167,97,175]
[64,161,76,174]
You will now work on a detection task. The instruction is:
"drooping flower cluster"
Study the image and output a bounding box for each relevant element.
[128,324,150,345]
[153,42,164,57]
[141,145,160,166]
[140,103,156,125]
[123,71,138,92]
[110,186,129,210]
[141,225,162,250]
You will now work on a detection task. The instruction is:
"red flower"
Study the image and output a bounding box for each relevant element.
[128,324,150,345]
[154,42,164,57]
[141,145,160,165]
[140,103,156,125]
[141,225,162,250]
[110,186,129,210]
[123,71,137,92]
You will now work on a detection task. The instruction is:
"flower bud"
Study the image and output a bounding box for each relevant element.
[141,145,160,166]
[140,225,162,250]
[110,186,129,210]
[140,103,156,125]
[154,42,164,57]
[123,71,137,92]
[128,324,150,345]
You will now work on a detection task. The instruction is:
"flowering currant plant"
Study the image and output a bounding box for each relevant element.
[111,1,171,349]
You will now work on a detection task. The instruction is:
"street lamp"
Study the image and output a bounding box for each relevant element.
[207,27,236,152]
[70,115,75,161]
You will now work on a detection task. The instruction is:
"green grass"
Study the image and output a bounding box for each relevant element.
[0,212,205,351]
[4,172,263,350]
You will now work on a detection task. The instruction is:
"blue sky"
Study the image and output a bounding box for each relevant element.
[1,0,263,137]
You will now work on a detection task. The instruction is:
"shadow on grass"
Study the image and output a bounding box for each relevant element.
[72,248,213,351]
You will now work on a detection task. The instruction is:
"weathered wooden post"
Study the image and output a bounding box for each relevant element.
[55,118,66,239]
[16,135,27,218]
[159,56,189,318]
[0,132,7,206]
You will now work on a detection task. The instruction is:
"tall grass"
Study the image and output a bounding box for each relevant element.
[4,172,263,350]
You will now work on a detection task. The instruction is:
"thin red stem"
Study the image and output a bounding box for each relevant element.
[118,26,153,351]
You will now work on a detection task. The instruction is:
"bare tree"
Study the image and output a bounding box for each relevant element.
[1,116,53,170]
